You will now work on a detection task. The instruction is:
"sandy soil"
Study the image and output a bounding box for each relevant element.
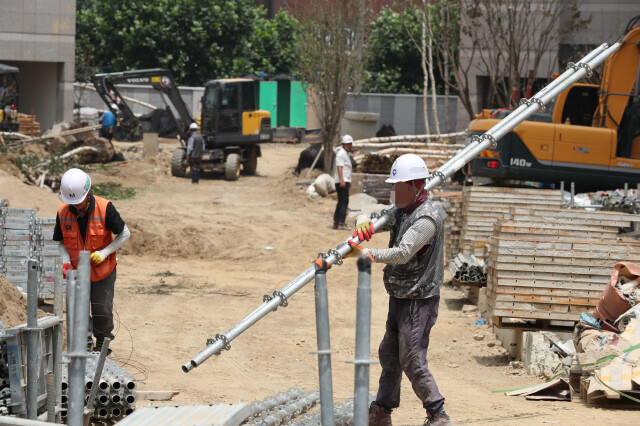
[2,140,636,425]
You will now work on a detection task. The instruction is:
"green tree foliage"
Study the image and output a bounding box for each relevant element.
[76,0,299,85]
[364,7,423,94]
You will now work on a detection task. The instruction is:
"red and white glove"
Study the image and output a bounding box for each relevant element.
[62,262,73,278]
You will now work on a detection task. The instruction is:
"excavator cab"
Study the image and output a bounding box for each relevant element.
[200,79,272,147]
[0,64,19,132]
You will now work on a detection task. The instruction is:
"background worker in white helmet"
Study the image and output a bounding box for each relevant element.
[333,134,354,230]
[346,153,450,426]
[53,168,131,353]
[185,122,205,184]
[99,103,118,141]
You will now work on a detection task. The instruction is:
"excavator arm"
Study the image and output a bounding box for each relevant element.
[91,68,195,144]
[593,15,640,130]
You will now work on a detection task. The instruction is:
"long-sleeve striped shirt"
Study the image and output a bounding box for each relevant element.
[368,217,437,264]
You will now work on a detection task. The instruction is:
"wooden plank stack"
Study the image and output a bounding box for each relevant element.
[460,186,562,255]
[433,190,464,264]
[18,113,40,137]
[487,207,640,325]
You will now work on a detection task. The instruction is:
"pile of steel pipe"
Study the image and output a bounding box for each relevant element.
[243,388,318,425]
[450,253,487,284]
[60,356,137,422]
[293,395,376,426]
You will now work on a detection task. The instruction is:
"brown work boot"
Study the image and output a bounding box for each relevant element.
[368,402,392,426]
[424,410,451,426]
[333,222,339,229]
[337,222,350,231]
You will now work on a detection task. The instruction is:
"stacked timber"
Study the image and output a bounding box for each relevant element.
[487,207,640,325]
[432,190,464,264]
[460,186,562,255]
[17,113,40,137]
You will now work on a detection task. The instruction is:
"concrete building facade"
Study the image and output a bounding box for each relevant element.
[459,0,640,125]
[0,0,76,130]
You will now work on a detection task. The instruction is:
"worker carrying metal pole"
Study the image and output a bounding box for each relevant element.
[345,154,449,426]
[182,39,621,377]
[54,168,131,353]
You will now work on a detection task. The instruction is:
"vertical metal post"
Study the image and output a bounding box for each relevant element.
[46,374,56,422]
[66,270,76,351]
[84,338,110,426]
[636,183,640,202]
[624,182,629,198]
[68,252,91,426]
[560,181,565,207]
[351,256,376,426]
[570,182,575,208]
[312,260,335,426]
[53,259,63,422]
[26,260,39,420]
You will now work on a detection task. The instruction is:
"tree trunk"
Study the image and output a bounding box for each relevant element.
[421,3,431,135]
[426,4,440,136]
[441,3,451,133]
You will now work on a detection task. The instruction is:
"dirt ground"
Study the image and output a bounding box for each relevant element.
[1,140,637,425]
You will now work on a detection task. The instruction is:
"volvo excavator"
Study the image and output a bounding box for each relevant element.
[467,16,640,191]
[92,69,272,180]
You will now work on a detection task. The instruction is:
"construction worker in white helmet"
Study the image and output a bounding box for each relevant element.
[53,168,130,354]
[346,154,450,426]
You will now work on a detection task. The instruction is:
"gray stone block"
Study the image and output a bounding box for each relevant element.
[21,12,37,32]
[0,9,22,32]
[0,33,24,61]
[35,13,59,35]
[60,0,75,15]
[58,35,75,63]
[1,0,24,12]
[21,33,37,61]
[34,34,60,62]
[22,0,38,14]
[36,0,60,15]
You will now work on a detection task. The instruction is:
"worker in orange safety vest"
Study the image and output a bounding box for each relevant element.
[53,168,130,353]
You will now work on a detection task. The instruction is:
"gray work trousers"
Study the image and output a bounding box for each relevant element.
[375,295,445,413]
[87,267,116,344]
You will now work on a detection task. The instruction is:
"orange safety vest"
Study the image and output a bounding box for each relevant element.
[58,195,116,282]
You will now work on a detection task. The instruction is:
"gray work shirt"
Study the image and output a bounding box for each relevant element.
[186,131,205,159]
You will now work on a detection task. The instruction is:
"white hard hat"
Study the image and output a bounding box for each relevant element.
[385,154,430,183]
[110,103,118,111]
[60,168,91,205]
[341,134,354,144]
[189,122,198,130]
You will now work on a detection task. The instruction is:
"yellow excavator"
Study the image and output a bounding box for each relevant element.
[467,15,640,191]
[0,64,20,132]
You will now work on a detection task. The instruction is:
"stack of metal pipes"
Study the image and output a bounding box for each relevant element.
[243,388,319,425]
[450,253,487,284]
[60,356,137,422]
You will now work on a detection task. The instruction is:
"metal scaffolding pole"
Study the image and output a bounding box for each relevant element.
[52,258,64,423]
[348,256,376,426]
[181,40,622,373]
[26,260,39,420]
[311,260,335,426]
[67,252,91,426]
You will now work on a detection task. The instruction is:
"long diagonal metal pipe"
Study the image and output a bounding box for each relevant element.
[182,41,621,373]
